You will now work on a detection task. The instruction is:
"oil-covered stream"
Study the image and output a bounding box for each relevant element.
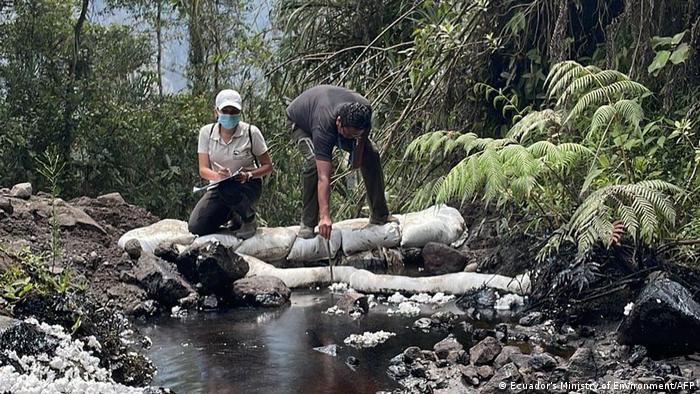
[139,289,507,394]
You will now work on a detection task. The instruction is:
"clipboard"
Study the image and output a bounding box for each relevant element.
[192,167,243,193]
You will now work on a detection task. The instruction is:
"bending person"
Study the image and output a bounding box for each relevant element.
[188,89,273,239]
[286,84,395,239]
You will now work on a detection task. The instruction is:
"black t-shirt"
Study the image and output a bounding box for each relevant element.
[286,85,371,162]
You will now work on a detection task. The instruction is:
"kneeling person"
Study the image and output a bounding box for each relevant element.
[188,89,273,239]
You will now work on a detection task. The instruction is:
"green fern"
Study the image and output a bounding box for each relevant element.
[568,180,683,250]
[506,109,563,142]
[545,61,650,125]
[435,141,591,206]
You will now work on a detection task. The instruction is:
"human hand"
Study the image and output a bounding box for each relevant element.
[318,216,332,239]
[234,171,251,183]
[216,168,231,180]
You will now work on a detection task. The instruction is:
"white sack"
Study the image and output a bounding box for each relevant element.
[190,231,242,249]
[118,219,195,253]
[286,228,342,262]
[240,253,530,295]
[236,226,297,263]
[335,218,401,255]
[399,204,466,247]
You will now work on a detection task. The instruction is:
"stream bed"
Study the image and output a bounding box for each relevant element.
[138,289,502,394]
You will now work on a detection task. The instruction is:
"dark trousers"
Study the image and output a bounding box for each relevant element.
[291,123,390,228]
[188,178,262,235]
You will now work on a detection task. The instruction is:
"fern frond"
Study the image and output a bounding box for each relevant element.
[589,105,616,134]
[613,99,644,129]
[566,81,650,123]
[566,180,682,253]
[506,109,562,142]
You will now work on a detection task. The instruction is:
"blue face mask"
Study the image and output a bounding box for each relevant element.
[218,114,241,129]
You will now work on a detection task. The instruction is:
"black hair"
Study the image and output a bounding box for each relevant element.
[337,102,372,130]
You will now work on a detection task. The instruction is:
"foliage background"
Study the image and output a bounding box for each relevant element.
[0,0,697,244]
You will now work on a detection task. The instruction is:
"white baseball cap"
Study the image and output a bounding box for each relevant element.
[215,89,242,111]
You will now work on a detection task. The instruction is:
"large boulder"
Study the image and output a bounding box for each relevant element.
[176,242,249,295]
[335,290,369,314]
[133,254,196,307]
[565,347,598,380]
[470,336,502,365]
[10,182,32,199]
[421,242,468,275]
[232,275,290,307]
[618,275,700,354]
[433,334,463,360]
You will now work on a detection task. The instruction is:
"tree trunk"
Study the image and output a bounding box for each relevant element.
[549,0,569,63]
[156,0,163,97]
[188,0,206,94]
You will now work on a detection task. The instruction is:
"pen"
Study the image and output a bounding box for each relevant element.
[212,161,227,171]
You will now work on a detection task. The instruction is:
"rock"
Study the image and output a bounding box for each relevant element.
[232,275,290,307]
[470,336,502,365]
[154,242,180,263]
[10,182,32,199]
[457,287,498,310]
[387,364,408,379]
[0,322,58,357]
[335,290,369,313]
[0,316,18,335]
[465,262,478,272]
[481,363,522,394]
[133,254,196,307]
[124,239,142,260]
[618,275,700,353]
[477,365,494,379]
[202,295,219,309]
[421,242,468,275]
[413,318,432,331]
[96,192,126,205]
[509,353,533,371]
[176,243,249,295]
[0,198,12,214]
[628,345,647,366]
[131,300,159,317]
[518,311,543,326]
[178,292,199,308]
[530,353,557,371]
[493,346,522,369]
[433,334,463,360]
[565,347,598,380]
[345,356,360,369]
[459,365,480,386]
[430,311,458,330]
[403,346,423,363]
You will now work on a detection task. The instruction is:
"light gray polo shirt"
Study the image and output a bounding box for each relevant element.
[197,121,268,176]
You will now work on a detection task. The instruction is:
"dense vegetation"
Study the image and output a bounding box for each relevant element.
[1,0,698,304]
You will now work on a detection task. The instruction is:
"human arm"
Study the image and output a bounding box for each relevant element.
[316,159,333,239]
[234,151,273,182]
[198,153,231,181]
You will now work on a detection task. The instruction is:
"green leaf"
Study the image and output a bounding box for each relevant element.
[648,51,670,74]
[651,36,672,49]
[670,43,689,65]
[671,31,686,45]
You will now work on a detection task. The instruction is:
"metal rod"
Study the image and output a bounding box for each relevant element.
[326,237,334,283]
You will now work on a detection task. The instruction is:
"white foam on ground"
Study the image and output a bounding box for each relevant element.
[494,293,525,310]
[387,292,407,304]
[323,306,345,315]
[328,282,349,293]
[344,331,396,348]
[387,301,421,317]
[408,292,455,305]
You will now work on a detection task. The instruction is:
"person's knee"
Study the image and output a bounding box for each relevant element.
[188,215,211,236]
